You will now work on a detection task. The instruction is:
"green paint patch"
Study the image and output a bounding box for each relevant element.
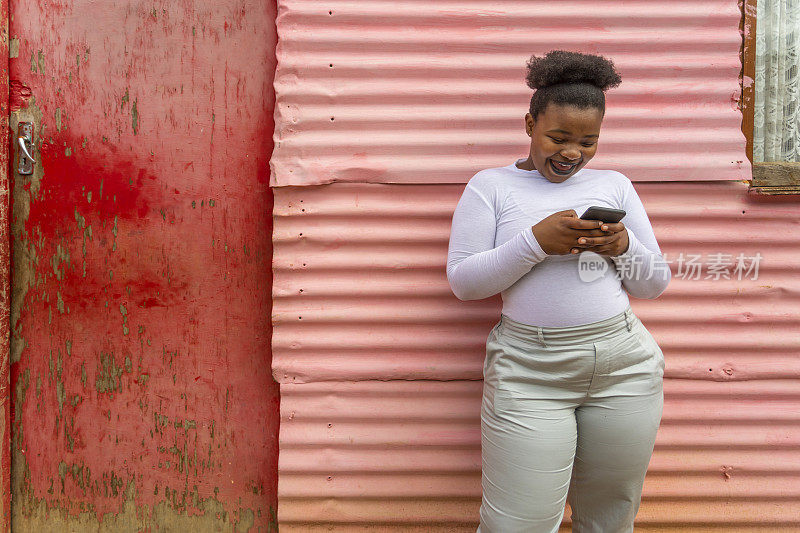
[55,108,62,131]
[9,37,19,58]
[57,460,91,493]
[95,351,129,395]
[120,304,129,336]
[56,381,65,414]
[37,49,45,74]
[13,369,30,447]
[51,243,70,281]
[56,292,65,314]
[162,346,181,368]
[64,147,71,157]
[237,508,255,531]
[74,208,86,229]
[131,99,139,135]
[64,418,76,451]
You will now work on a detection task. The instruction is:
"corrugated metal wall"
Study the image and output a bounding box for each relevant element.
[271,1,800,531]
[273,183,800,531]
[272,0,749,186]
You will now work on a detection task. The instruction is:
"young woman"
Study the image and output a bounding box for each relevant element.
[447,50,671,533]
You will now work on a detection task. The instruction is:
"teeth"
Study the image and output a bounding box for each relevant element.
[551,160,575,171]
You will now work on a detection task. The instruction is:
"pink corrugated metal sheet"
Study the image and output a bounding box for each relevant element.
[272,182,800,530]
[271,0,749,186]
[269,1,790,530]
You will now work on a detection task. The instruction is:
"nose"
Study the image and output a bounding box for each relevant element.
[560,147,581,161]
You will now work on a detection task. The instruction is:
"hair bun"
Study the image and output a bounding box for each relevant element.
[525,50,622,91]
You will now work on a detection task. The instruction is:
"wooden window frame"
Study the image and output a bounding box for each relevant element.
[743,0,800,195]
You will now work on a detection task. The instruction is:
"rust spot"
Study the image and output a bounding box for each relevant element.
[721,465,733,481]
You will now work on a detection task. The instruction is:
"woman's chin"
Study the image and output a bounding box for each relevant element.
[543,170,574,183]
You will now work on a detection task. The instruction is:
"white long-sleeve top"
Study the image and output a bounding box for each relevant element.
[447,159,671,327]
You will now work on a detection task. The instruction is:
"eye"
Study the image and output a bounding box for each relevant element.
[548,137,565,144]
[581,141,597,147]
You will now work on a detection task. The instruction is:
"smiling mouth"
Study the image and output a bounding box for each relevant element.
[549,159,580,175]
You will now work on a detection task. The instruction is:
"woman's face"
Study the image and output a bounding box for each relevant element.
[524,103,604,183]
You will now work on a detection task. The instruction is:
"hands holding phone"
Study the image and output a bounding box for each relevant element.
[531,209,629,257]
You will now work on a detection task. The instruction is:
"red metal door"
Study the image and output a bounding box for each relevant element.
[8,1,278,529]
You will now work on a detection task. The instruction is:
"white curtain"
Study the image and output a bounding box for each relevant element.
[754,0,800,162]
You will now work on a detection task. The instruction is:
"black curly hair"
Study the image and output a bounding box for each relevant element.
[526,50,622,119]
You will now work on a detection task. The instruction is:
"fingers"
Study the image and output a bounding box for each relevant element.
[574,232,620,248]
[598,222,625,233]
[570,244,612,255]
[563,217,604,231]
[565,219,626,234]
[574,228,610,238]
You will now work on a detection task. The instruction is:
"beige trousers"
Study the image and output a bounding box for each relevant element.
[478,307,665,533]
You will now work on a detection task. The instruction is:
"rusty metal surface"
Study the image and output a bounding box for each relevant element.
[9,0,278,529]
[271,0,749,186]
[273,182,800,530]
[0,0,10,528]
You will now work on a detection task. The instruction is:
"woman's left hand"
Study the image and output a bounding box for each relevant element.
[570,222,629,257]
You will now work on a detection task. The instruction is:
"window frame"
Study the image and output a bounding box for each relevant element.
[743,0,800,195]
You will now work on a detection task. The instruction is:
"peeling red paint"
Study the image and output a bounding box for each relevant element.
[9,80,31,111]
[1,0,12,526]
[9,0,278,529]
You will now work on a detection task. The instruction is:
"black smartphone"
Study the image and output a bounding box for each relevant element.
[580,206,626,223]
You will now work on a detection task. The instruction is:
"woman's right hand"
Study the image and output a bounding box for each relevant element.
[531,210,609,255]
